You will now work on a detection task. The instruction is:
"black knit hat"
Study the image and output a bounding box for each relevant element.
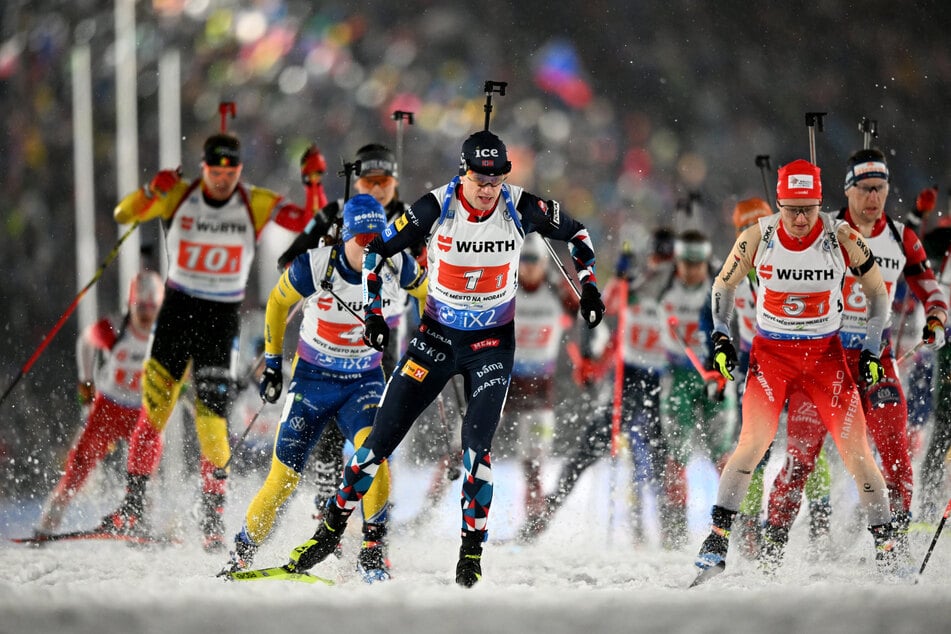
[356,144,397,178]
[203,133,241,167]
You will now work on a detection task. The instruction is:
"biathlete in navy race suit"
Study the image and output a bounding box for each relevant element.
[100,133,316,551]
[694,159,901,583]
[762,149,947,562]
[284,129,606,587]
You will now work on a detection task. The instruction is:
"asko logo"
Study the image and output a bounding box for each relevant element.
[758,264,773,280]
[437,235,453,252]
[474,148,499,158]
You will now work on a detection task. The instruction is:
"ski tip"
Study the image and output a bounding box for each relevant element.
[689,561,726,588]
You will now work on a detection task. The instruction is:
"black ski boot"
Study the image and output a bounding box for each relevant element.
[807,497,833,559]
[691,506,736,587]
[758,522,789,575]
[455,531,484,587]
[219,529,257,575]
[287,503,351,572]
[870,521,913,578]
[357,522,391,583]
[98,474,148,537]
[200,492,226,553]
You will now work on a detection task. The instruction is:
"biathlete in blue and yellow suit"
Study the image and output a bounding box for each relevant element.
[100,133,317,551]
[225,194,427,582]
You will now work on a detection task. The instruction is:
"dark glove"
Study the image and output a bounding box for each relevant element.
[363,313,389,352]
[146,168,181,198]
[300,144,327,185]
[615,241,634,279]
[859,349,884,385]
[914,186,938,217]
[77,381,95,406]
[711,332,737,381]
[922,314,947,350]
[259,354,283,403]
[579,283,605,328]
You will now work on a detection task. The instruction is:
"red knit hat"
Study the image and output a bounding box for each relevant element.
[776,159,822,201]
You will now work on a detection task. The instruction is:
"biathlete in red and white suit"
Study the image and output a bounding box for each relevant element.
[694,159,900,582]
[285,130,605,587]
[35,272,164,535]
[765,149,947,550]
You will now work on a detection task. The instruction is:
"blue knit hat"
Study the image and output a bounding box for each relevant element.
[341,194,387,242]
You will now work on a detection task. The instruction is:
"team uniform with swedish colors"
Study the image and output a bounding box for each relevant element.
[284,130,605,587]
[226,194,426,581]
[101,133,312,550]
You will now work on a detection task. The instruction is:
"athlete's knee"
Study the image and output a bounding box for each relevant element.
[194,367,235,418]
[141,359,183,429]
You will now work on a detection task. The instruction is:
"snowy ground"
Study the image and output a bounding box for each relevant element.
[2,445,951,634]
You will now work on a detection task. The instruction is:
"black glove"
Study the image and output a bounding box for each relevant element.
[859,349,884,385]
[259,354,283,403]
[711,332,737,381]
[363,313,389,352]
[579,283,605,329]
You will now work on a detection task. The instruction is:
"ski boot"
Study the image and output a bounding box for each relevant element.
[287,503,350,573]
[455,531,484,588]
[97,474,148,537]
[200,492,226,553]
[691,506,736,587]
[757,523,789,575]
[357,523,391,583]
[807,498,833,560]
[870,521,913,578]
[219,529,257,575]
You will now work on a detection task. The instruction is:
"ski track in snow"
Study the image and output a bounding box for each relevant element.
[2,455,951,634]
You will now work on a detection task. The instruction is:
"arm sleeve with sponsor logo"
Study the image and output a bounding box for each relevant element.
[710,225,759,334]
[517,191,598,285]
[839,224,889,352]
[249,186,313,234]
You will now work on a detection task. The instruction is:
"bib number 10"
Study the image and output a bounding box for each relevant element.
[179,241,242,274]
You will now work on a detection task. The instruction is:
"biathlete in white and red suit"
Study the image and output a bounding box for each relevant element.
[694,158,901,581]
[285,129,606,587]
[764,149,947,555]
[35,271,164,536]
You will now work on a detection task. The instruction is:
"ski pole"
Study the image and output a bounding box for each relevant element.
[896,340,925,365]
[755,155,773,208]
[319,280,365,325]
[391,110,414,182]
[218,101,236,133]
[482,80,507,131]
[917,496,951,580]
[0,220,141,410]
[541,237,582,300]
[666,315,726,390]
[805,112,826,165]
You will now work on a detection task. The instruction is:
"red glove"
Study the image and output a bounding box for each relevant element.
[147,168,181,198]
[915,187,938,216]
[300,144,327,185]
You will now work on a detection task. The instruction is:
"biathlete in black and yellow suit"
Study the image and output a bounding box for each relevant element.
[98,132,317,552]
[223,194,426,582]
